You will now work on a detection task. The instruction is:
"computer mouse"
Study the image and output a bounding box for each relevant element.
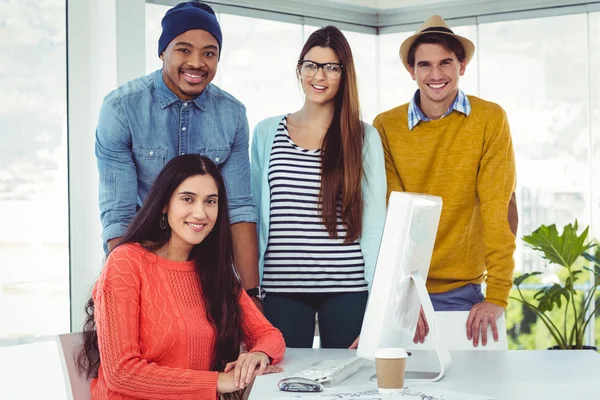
[278,376,324,392]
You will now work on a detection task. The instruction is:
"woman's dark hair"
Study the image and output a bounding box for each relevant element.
[76,154,244,380]
[407,33,466,68]
[297,25,364,243]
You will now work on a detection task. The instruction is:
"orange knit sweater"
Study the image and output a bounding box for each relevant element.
[90,243,286,399]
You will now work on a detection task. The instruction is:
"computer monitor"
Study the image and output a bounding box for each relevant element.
[357,192,450,381]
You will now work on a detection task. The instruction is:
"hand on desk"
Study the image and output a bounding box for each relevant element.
[413,307,429,343]
[222,351,284,391]
[348,336,360,349]
[218,370,247,393]
[466,301,504,347]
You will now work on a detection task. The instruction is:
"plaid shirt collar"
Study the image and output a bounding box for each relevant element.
[408,89,471,131]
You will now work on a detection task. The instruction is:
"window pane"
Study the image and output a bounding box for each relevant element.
[378,31,414,113]
[342,30,378,124]
[0,0,69,345]
[479,14,591,270]
[451,25,478,95]
[479,14,592,349]
[145,3,167,74]
[589,11,600,349]
[219,15,303,133]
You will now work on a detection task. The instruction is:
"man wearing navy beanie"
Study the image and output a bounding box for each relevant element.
[95,1,264,309]
[157,1,223,99]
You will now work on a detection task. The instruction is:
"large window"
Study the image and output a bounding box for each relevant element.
[3,0,598,358]
[479,14,591,238]
[478,14,593,349]
[0,0,69,345]
[587,11,600,348]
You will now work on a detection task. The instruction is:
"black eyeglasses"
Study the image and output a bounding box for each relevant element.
[298,60,343,79]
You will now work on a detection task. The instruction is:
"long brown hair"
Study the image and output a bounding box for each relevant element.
[76,154,244,381]
[298,26,364,243]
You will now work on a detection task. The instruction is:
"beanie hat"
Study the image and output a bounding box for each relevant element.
[158,1,222,58]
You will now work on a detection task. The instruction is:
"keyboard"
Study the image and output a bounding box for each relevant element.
[292,356,365,387]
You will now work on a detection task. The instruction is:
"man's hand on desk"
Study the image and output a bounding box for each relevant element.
[413,306,429,343]
[348,336,360,349]
[466,301,504,347]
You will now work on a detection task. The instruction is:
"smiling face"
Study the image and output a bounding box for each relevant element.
[409,43,466,114]
[162,174,219,257]
[299,46,342,106]
[160,29,219,100]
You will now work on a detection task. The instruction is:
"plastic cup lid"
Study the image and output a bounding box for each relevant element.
[375,348,408,359]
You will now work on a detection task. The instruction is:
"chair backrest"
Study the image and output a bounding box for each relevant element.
[56,333,92,400]
[407,311,508,351]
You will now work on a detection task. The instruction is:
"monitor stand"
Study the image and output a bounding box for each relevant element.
[370,272,452,383]
[406,271,451,381]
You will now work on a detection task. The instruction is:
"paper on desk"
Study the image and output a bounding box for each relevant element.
[271,385,494,400]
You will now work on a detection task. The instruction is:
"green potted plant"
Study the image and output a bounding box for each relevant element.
[511,220,599,350]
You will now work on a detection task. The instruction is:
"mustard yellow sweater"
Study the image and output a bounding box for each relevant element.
[373,96,517,308]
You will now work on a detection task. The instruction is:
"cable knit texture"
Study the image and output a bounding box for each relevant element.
[90,243,286,399]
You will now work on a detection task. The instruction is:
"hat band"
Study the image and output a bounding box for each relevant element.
[421,26,454,34]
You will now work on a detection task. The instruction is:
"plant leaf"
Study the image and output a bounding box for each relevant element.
[583,249,600,266]
[522,220,592,268]
[533,283,569,312]
[565,270,583,292]
[582,265,600,279]
[513,271,542,287]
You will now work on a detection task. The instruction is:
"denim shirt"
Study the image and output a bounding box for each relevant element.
[96,70,256,245]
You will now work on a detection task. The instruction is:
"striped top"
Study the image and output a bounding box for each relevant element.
[262,116,368,294]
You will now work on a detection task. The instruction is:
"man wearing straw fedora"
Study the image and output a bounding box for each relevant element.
[373,15,518,348]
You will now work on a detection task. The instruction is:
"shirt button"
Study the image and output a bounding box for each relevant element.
[182,127,186,132]
[183,102,188,107]
[149,151,153,156]
[215,157,220,162]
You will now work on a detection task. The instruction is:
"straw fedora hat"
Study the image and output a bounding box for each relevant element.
[399,15,475,72]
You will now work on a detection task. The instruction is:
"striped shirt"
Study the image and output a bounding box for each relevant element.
[408,88,471,130]
[262,116,368,294]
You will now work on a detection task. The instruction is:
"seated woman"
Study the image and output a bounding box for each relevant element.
[77,154,286,399]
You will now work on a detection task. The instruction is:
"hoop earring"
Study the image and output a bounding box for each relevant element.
[160,213,167,230]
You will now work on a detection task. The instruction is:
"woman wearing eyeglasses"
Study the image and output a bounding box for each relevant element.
[251,26,387,349]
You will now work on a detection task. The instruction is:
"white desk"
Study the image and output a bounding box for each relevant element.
[1,342,598,399]
[249,348,600,400]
